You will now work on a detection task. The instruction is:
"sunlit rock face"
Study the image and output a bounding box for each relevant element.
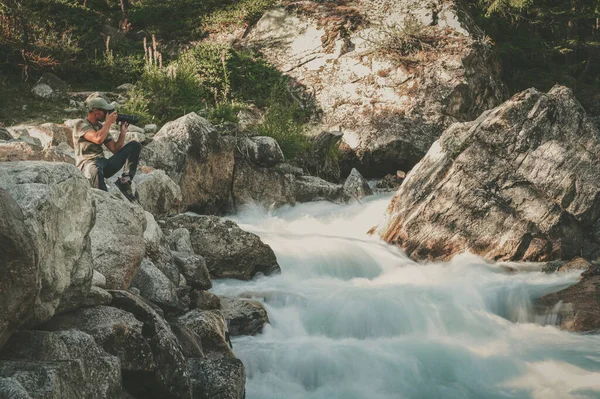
[245,0,506,177]
[378,86,600,262]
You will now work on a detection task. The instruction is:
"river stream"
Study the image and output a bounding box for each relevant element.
[212,194,600,399]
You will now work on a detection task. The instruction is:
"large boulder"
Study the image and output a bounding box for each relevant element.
[294,175,344,203]
[343,168,373,201]
[0,162,95,324]
[142,113,236,214]
[172,252,212,291]
[162,214,280,280]
[0,189,38,350]
[535,266,600,332]
[144,212,180,286]
[219,297,269,336]
[90,190,147,290]
[32,73,68,99]
[377,86,600,262]
[245,1,505,177]
[0,330,123,398]
[134,169,182,217]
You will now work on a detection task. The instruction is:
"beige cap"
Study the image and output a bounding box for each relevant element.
[86,96,115,111]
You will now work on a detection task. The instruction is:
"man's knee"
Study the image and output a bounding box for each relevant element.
[125,141,142,155]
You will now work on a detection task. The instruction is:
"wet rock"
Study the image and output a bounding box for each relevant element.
[172,252,212,291]
[378,86,600,262]
[0,162,94,325]
[134,170,182,217]
[188,357,245,399]
[343,168,373,200]
[190,290,221,311]
[90,190,147,289]
[557,258,592,273]
[0,189,38,350]
[162,214,280,280]
[294,175,344,203]
[219,297,269,336]
[535,266,600,332]
[142,113,236,214]
[0,330,123,398]
[176,310,233,358]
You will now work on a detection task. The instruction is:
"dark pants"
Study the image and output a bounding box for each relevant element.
[84,141,142,191]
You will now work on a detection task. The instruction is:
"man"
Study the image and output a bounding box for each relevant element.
[73,96,141,201]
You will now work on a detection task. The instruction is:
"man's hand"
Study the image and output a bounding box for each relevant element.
[105,112,118,127]
[120,121,129,136]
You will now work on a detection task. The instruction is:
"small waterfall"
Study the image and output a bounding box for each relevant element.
[212,194,600,399]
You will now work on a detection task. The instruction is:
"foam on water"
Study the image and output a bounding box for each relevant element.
[212,194,600,399]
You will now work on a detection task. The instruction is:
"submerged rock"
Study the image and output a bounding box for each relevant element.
[378,86,600,262]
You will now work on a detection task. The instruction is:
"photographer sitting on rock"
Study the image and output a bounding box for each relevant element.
[73,96,141,202]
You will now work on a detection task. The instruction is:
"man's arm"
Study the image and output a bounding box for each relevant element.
[83,112,117,144]
[105,122,129,154]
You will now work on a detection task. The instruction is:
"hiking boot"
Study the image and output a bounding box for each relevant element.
[114,177,138,203]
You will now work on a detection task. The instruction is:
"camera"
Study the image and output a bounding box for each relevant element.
[116,114,140,125]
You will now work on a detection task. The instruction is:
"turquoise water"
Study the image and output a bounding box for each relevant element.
[212,194,600,399]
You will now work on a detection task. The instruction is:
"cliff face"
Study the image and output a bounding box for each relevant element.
[244,0,506,177]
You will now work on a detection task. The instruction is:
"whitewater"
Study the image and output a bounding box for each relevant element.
[211,193,600,399]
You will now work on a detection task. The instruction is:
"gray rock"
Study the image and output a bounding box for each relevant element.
[0,330,123,398]
[232,158,296,209]
[130,259,179,310]
[0,162,94,325]
[172,252,212,291]
[32,73,68,99]
[109,290,192,399]
[0,377,31,398]
[294,175,344,203]
[170,323,204,358]
[343,168,373,201]
[6,124,70,150]
[188,357,245,399]
[134,170,182,217]
[142,113,236,214]
[238,136,285,167]
[273,162,304,176]
[144,124,158,134]
[144,212,180,286]
[167,228,194,254]
[219,297,269,336]
[0,127,11,141]
[78,286,113,308]
[90,190,147,289]
[176,310,233,358]
[190,290,221,311]
[378,86,600,261]
[41,305,155,372]
[0,189,37,350]
[92,270,107,288]
[163,214,280,280]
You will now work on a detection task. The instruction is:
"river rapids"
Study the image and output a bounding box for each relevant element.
[212,194,600,399]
